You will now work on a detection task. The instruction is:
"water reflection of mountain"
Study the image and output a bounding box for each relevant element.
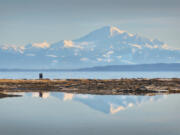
[30,92,164,114]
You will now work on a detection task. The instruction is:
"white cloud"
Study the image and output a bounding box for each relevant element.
[32,42,50,48]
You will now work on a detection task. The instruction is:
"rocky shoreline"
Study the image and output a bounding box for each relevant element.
[0,78,180,95]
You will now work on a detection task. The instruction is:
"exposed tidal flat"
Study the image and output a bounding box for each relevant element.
[0,78,180,95]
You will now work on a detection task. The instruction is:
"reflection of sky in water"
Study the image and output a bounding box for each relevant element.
[0,92,180,135]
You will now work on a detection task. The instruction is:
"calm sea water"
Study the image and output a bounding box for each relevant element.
[0,92,180,135]
[0,72,180,135]
[0,71,180,79]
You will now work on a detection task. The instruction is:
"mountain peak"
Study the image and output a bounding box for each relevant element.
[109,26,126,36]
[100,26,134,37]
[78,26,133,41]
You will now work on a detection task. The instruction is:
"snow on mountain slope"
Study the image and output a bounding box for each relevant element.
[0,26,180,69]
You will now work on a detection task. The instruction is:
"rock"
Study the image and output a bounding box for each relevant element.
[136,86,147,91]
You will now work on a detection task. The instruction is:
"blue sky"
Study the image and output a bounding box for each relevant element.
[0,0,180,48]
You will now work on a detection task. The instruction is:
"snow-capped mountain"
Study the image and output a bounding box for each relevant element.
[1,26,180,69]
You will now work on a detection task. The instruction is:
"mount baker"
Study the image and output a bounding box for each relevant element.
[1,26,180,69]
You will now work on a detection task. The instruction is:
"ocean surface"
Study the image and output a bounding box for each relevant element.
[0,71,180,79]
[0,92,180,135]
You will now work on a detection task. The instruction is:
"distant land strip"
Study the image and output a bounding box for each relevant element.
[0,63,180,72]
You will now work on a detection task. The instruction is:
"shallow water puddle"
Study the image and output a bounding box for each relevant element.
[0,92,180,135]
